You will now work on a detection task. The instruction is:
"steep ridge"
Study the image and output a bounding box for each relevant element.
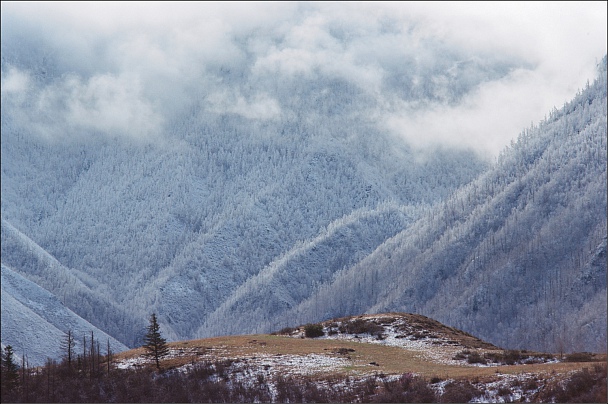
[0,219,145,347]
[196,205,420,337]
[1,264,128,367]
[288,57,607,352]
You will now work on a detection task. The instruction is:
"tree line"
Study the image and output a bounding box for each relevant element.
[0,313,168,402]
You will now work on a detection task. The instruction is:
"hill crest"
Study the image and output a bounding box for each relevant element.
[110,312,605,403]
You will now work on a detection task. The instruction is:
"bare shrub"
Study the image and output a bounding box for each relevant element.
[503,349,523,365]
[537,365,607,403]
[524,378,539,391]
[467,351,487,365]
[453,350,470,360]
[304,323,324,338]
[440,381,482,403]
[564,352,595,362]
[343,319,384,337]
[371,373,436,403]
[497,385,512,396]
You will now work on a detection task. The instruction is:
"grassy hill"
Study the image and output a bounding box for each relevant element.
[3,312,604,402]
[108,313,606,403]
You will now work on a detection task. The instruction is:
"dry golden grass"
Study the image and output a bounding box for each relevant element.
[114,332,606,382]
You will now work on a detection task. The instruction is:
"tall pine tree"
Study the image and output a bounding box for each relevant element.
[143,313,169,370]
[1,345,19,400]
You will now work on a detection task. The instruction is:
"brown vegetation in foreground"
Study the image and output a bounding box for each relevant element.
[1,353,606,403]
[3,313,606,402]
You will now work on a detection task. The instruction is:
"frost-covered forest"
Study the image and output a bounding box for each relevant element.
[1,2,606,365]
[261,59,607,353]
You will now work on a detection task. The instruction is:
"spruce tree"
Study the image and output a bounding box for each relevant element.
[143,313,169,370]
[1,345,19,397]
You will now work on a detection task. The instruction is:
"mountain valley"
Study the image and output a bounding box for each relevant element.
[1,3,606,376]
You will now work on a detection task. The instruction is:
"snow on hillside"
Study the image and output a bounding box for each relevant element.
[1,264,128,366]
[0,218,145,347]
[316,315,476,367]
[1,31,488,350]
[112,312,569,403]
[289,57,608,353]
[196,204,421,337]
[1,2,606,358]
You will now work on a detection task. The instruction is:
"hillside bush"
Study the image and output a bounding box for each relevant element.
[483,349,554,365]
[341,319,384,337]
[524,379,539,391]
[453,350,470,360]
[564,352,595,362]
[326,322,339,335]
[497,385,512,396]
[502,349,523,365]
[439,381,482,403]
[467,351,487,365]
[304,323,324,338]
[372,373,436,403]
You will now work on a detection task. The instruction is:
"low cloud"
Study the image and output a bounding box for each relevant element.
[1,2,606,153]
[383,65,583,156]
[2,69,162,140]
[58,73,162,138]
[1,67,30,100]
[208,90,281,121]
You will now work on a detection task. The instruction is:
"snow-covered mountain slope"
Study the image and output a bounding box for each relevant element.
[195,204,420,337]
[286,57,607,353]
[0,111,485,345]
[1,219,145,346]
[1,17,490,351]
[1,264,128,367]
[1,4,605,358]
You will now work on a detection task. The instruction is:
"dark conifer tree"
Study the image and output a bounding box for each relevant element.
[143,313,169,370]
[1,345,20,399]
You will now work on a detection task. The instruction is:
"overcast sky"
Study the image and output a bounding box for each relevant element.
[1,1,606,156]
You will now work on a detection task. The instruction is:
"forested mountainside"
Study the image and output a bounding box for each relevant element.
[1,3,605,364]
[270,57,607,353]
[1,13,492,363]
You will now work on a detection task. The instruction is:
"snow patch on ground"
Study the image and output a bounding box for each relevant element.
[231,353,347,376]
[294,314,473,366]
[116,349,349,377]
[470,372,542,403]
[115,356,151,369]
